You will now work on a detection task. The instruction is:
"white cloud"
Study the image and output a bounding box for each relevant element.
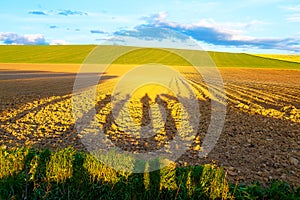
[287,13,300,22]
[50,39,69,45]
[140,12,168,25]
[113,13,300,52]
[283,4,300,12]
[282,4,300,22]
[0,32,48,45]
[142,13,265,41]
[28,9,88,16]
[189,18,265,38]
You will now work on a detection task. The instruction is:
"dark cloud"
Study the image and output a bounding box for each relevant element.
[28,11,47,15]
[90,30,106,34]
[0,32,48,45]
[114,13,300,52]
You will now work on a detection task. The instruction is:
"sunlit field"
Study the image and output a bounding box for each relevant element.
[0,46,300,199]
[253,54,300,63]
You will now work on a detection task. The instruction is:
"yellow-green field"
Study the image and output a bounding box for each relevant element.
[253,54,300,63]
[0,45,300,69]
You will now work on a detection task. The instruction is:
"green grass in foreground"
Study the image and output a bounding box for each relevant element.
[0,147,299,200]
[0,45,300,69]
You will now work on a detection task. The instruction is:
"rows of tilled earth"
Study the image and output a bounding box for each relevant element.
[0,67,299,187]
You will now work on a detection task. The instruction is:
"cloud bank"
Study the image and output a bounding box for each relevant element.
[50,39,68,45]
[284,4,300,22]
[114,12,300,52]
[0,32,48,45]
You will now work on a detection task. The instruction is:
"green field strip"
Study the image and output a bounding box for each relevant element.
[208,51,300,69]
[1,45,300,69]
[250,54,300,64]
[0,45,96,63]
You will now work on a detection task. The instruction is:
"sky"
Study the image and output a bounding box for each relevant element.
[1,0,300,53]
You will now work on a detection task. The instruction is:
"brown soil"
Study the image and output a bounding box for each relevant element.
[0,64,299,187]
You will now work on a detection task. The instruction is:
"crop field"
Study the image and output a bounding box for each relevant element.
[0,45,300,191]
[253,54,300,63]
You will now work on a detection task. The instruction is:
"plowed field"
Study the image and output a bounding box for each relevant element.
[0,61,299,187]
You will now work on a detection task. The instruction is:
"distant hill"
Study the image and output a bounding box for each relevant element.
[0,45,299,69]
[252,54,300,63]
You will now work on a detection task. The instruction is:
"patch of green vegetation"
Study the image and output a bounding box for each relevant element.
[0,45,300,69]
[0,147,299,199]
[209,51,300,69]
[0,45,96,63]
[253,54,300,63]
[111,47,194,66]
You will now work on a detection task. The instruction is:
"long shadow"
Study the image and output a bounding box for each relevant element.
[1,96,71,124]
[33,94,114,150]
[16,92,127,150]
[130,159,147,199]
[148,159,161,199]
[0,70,55,73]
[127,157,161,199]
[0,73,117,96]
[174,165,205,199]
[155,95,178,142]
[140,93,152,128]
[103,94,131,145]
[0,69,113,81]
[0,69,117,112]
[139,93,154,139]
[0,72,76,81]
[0,72,117,124]
[159,93,212,156]
[102,93,178,153]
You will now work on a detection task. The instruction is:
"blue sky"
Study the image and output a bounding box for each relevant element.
[1,0,300,53]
